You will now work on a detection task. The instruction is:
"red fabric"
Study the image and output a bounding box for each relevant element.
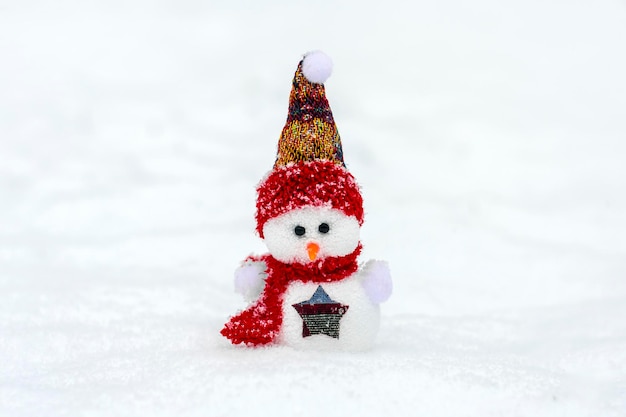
[255,160,364,238]
[221,244,362,346]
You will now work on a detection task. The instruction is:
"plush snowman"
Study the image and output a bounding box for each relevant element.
[221,51,392,350]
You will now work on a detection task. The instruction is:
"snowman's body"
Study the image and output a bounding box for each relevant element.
[279,274,380,350]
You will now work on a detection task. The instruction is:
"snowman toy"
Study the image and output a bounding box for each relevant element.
[221,51,392,350]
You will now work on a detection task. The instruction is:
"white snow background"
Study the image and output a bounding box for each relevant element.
[1,0,626,415]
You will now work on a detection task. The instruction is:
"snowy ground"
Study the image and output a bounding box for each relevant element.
[1,0,626,415]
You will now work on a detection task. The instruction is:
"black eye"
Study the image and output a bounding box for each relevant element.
[318,223,330,234]
[294,225,306,236]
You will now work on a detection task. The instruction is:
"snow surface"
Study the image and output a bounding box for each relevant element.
[1,0,626,415]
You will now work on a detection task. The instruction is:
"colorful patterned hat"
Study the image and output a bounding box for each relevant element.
[256,51,364,238]
[274,51,345,168]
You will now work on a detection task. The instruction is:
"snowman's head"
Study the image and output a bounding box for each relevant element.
[262,206,360,263]
[255,161,364,252]
[254,53,365,263]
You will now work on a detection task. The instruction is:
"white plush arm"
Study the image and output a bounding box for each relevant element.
[360,260,392,304]
[234,260,267,302]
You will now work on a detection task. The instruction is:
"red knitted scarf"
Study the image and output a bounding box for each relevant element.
[221,244,362,346]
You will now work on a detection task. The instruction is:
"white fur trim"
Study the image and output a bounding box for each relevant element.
[302,50,333,84]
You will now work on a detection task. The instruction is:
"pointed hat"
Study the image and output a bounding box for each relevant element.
[256,51,363,238]
[274,50,344,168]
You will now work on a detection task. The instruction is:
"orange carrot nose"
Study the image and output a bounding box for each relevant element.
[306,242,320,261]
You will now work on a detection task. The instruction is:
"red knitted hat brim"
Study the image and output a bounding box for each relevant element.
[255,160,364,238]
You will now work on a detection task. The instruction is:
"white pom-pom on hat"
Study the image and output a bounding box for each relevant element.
[301,50,333,84]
